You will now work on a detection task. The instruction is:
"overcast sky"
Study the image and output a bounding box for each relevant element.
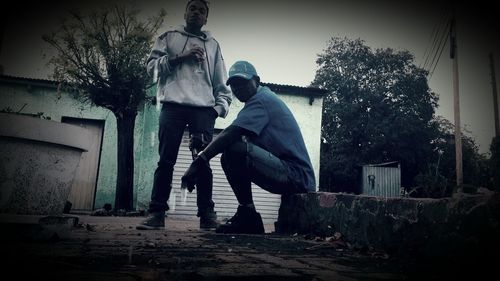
[1,0,499,153]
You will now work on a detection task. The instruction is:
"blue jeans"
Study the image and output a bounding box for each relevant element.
[149,103,216,215]
[220,138,307,205]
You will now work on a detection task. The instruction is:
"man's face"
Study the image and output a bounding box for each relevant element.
[185,1,208,28]
[228,77,258,102]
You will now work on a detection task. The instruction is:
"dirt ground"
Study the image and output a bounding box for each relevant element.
[0,214,491,281]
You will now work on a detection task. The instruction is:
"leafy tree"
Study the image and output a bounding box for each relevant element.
[312,37,439,193]
[43,5,165,210]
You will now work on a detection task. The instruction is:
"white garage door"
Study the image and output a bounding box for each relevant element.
[166,131,282,224]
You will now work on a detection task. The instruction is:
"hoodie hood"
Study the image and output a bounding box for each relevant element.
[174,25,213,41]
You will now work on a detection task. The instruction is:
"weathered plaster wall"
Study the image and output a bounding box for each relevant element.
[276,191,500,259]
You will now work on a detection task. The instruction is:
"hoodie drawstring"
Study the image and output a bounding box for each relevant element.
[178,36,190,69]
[203,40,214,88]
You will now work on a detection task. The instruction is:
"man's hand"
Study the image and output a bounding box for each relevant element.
[181,45,205,63]
[181,153,209,192]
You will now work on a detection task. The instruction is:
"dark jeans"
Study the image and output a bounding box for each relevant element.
[220,138,307,205]
[149,103,216,215]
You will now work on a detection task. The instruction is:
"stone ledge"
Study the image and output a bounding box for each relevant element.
[275,191,500,259]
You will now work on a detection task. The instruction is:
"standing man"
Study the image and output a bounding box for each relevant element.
[137,0,232,230]
[181,61,316,234]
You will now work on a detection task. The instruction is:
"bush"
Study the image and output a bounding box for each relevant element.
[410,168,452,198]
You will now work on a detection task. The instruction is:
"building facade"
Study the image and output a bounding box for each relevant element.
[0,75,325,222]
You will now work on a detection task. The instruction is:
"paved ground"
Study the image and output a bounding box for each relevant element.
[0,214,488,280]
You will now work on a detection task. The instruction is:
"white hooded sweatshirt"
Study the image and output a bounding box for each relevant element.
[146,26,232,117]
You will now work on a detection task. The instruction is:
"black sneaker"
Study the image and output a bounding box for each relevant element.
[199,209,218,229]
[216,206,265,234]
[136,212,165,230]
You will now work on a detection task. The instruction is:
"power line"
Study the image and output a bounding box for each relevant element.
[425,11,450,73]
[421,9,445,69]
[421,8,452,77]
[420,11,442,69]
[428,18,451,79]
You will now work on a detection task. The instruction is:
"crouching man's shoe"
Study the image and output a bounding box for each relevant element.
[216,205,264,234]
[136,212,165,230]
[198,208,219,229]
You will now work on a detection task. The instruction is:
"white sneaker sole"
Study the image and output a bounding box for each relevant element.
[136,225,165,230]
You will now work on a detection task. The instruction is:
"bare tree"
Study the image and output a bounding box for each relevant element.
[43,4,165,210]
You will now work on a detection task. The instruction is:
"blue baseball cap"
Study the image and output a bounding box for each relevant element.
[226,61,258,85]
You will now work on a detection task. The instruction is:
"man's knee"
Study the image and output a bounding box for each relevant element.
[221,141,247,167]
[224,141,247,158]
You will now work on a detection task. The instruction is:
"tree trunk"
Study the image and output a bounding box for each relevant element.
[114,112,136,211]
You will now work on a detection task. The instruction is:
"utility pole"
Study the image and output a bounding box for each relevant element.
[490,53,500,137]
[450,11,463,187]
[0,16,4,75]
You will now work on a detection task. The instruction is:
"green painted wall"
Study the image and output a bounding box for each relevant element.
[134,92,160,210]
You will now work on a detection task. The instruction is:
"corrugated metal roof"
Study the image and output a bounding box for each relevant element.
[261,82,327,97]
[361,161,400,167]
[0,74,59,89]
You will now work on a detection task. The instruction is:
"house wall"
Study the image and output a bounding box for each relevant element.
[0,78,323,216]
[134,87,323,222]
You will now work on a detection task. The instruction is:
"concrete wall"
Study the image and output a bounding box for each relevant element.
[276,191,500,259]
[0,78,145,209]
[0,113,91,215]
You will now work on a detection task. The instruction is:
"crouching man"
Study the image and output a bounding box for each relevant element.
[181,61,316,234]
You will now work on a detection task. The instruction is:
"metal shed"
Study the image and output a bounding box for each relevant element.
[361,161,401,197]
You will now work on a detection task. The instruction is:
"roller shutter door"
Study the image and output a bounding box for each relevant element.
[167,131,282,224]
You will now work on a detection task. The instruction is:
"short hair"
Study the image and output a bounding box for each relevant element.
[186,0,210,15]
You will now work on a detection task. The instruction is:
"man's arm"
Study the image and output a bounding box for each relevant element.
[181,125,252,191]
[198,125,251,161]
[146,33,205,81]
[146,34,173,81]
